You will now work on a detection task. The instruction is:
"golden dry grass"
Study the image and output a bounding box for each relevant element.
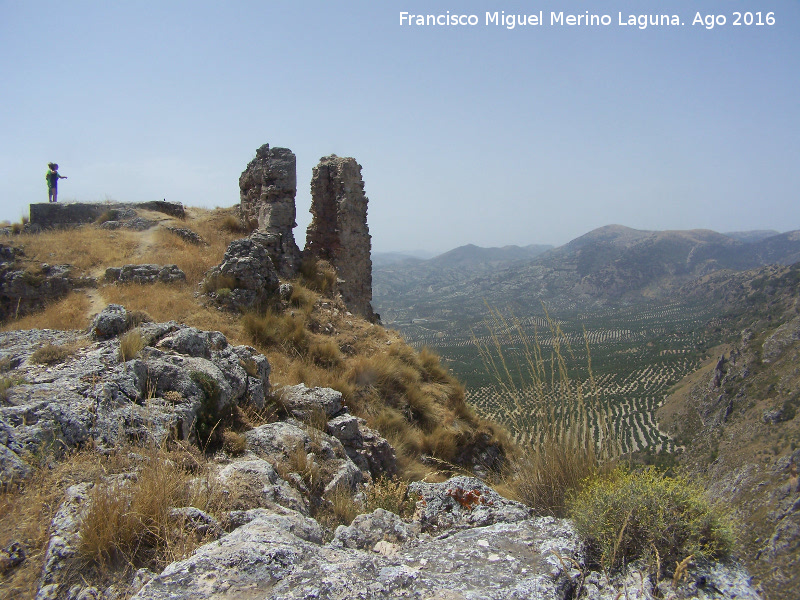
[474,306,621,516]
[12,229,141,275]
[1,292,91,331]
[100,283,244,343]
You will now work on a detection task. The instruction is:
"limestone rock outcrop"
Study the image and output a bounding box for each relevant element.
[202,232,281,311]
[305,155,375,319]
[104,264,186,285]
[0,245,95,321]
[0,308,271,483]
[238,144,301,278]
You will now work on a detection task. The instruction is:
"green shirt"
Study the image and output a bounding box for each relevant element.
[46,169,61,188]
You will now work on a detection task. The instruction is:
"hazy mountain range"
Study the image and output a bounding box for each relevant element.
[373,225,800,324]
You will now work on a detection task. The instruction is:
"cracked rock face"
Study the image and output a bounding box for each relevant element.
[238,144,301,277]
[305,155,375,319]
[0,306,271,484]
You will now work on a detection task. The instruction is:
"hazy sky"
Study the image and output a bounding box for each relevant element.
[2,1,798,253]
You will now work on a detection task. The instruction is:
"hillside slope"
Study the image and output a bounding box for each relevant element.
[658,264,800,599]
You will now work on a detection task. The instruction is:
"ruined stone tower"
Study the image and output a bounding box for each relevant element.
[238,144,301,278]
[305,155,375,319]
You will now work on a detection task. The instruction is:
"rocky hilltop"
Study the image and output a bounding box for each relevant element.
[0,152,774,598]
[0,307,761,599]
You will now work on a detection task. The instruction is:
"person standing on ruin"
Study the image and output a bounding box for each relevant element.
[46,162,67,203]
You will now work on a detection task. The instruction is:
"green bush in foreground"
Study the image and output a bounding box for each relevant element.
[568,467,734,575]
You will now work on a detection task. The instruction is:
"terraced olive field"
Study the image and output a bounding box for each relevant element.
[394,300,719,454]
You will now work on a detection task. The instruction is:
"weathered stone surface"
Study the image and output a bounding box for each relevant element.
[239,144,301,277]
[0,319,271,477]
[279,384,344,420]
[130,512,582,600]
[169,507,221,538]
[305,155,375,319]
[225,507,323,544]
[36,483,91,600]
[202,232,280,311]
[244,420,362,496]
[104,264,186,285]
[408,476,532,533]
[331,508,413,551]
[327,413,397,480]
[762,316,800,363]
[33,470,762,600]
[216,458,307,514]
[0,248,91,321]
[165,226,205,245]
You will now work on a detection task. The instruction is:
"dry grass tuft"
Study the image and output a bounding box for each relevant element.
[30,343,74,365]
[299,258,337,294]
[365,477,417,518]
[475,305,620,516]
[118,328,145,362]
[221,431,247,456]
[77,445,224,571]
[244,310,308,355]
[100,283,242,343]
[316,485,360,531]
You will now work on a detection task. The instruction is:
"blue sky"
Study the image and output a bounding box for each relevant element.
[1,1,798,252]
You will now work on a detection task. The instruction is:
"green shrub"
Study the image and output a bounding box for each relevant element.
[568,467,734,574]
[190,371,223,447]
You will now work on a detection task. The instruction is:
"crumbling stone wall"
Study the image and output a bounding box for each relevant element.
[239,144,301,278]
[305,155,374,319]
[29,201,184,227]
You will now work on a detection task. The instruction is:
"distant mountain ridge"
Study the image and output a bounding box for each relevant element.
[372,225,800,325]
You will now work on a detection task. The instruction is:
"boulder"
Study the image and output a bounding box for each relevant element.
[216,458,307,514]
[327,413,397,480]
[279,384,344,420]
[330,508,414,551]
[202,233,280,311]
[90,304,128,340]
[408,476,532,533]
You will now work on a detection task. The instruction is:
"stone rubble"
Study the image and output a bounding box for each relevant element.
[104,264,186,285]
[0,245,95,321]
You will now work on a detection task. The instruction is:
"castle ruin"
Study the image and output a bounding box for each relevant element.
[237,145,375,319]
